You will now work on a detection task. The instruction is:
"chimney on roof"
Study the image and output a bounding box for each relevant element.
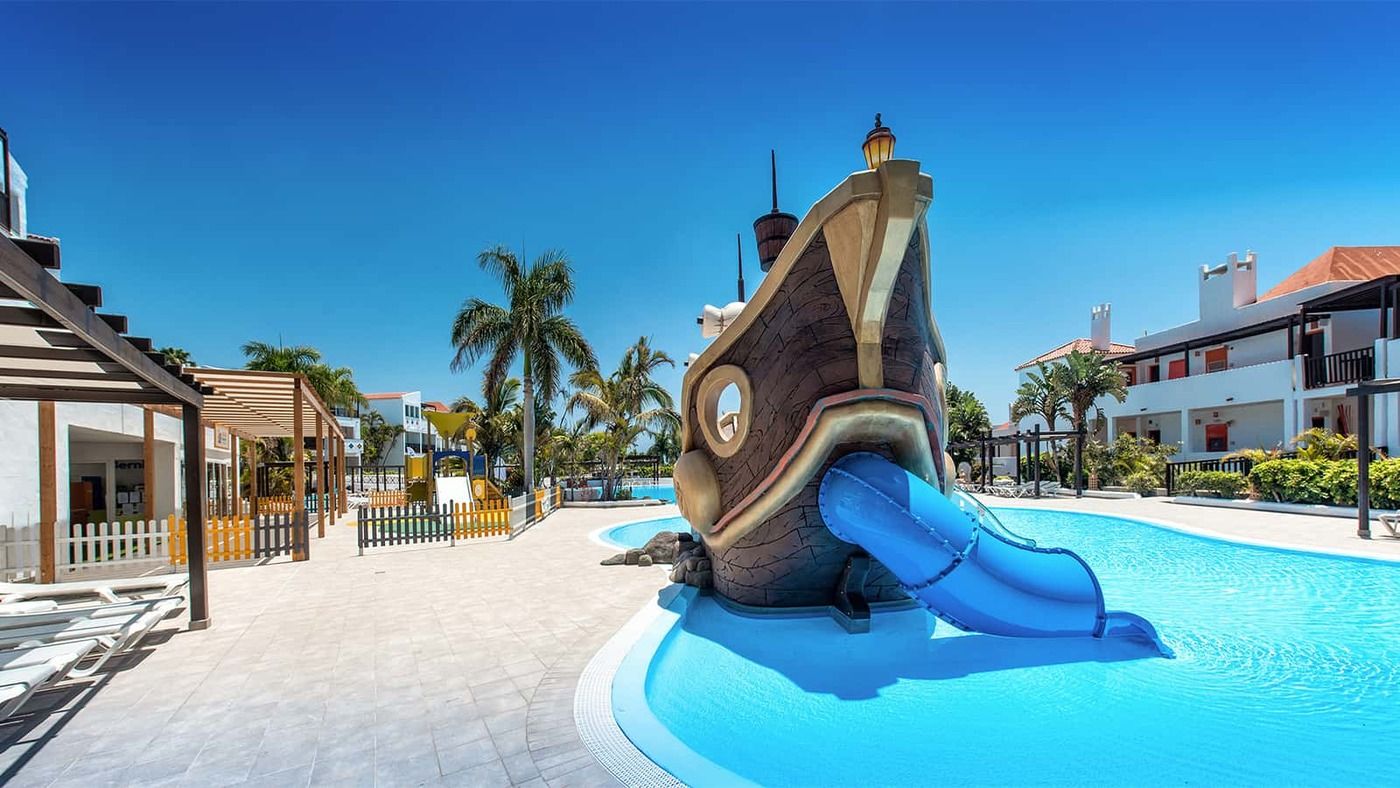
[1090,303,1112,351]
[1199,249,1258,322]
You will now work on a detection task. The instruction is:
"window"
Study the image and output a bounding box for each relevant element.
[1205,423,1229,453]
[1311,416,1326,430]
[1168,359,1187,379]
[1148,429,1162,444]
[1149,364,1162,383]
[1204,346,1228,373]
[1123,366,1137,386]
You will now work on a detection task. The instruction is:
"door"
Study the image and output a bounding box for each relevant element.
[1168,359,1187,380]
[1205,423,1229,453]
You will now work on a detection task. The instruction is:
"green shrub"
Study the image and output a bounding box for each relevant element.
[1175,470,1247,498]
[1124,471,1159,496]
[1249,457,1400,507]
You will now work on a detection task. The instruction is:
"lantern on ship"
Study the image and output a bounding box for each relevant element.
[861,113,896,169]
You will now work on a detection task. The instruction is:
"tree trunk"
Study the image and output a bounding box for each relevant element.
[522,370,536,498]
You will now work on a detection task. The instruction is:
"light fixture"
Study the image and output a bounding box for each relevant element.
[862,113,896,169]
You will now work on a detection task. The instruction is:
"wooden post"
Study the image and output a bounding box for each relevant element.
[337,436,347,515]
[1074,426,1085,499]
[1014,434,1022,484]
[249,439,260,518]
[182,402,211,629]
[1357,392,1372,539]
[316,413,326,537]
[38,400,57,584]
[293,380,306,559]
[1032,424,1042,498]
[231,435,242,517]
[143,407,156,521]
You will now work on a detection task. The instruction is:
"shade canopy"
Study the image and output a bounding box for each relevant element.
[183,367,345,439]
[0,234,203,406]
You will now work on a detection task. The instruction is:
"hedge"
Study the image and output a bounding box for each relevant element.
[1248,458,1400,508]
[1175,469,1248,498]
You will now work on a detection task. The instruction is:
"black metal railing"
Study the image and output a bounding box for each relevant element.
[1304,346,1375,389]
[1165,457,1257,495]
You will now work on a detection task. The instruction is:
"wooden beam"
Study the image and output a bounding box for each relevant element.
[11,236,60,270]
[0,384,175,404]
[0,234,200,406]
[337,436,346,516]
[0,366,142,382]
[143,408,156,521]
[38,401,56,583]
[0,344,112,363]
[0,281,101,307]
[0,305,129,334]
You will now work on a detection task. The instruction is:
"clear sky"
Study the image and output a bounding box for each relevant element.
[7,2,1400,420]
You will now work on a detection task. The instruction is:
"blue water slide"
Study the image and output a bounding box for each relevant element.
[818,452,1169,654]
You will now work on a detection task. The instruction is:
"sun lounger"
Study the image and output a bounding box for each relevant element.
[0,639,101,720]
[1378,514,1400,537]
[0,574,188,606]
[0,597,183,678]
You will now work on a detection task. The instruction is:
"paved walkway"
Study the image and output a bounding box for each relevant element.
[0,505,676,787]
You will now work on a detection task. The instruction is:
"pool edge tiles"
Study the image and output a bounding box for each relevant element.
[574,585,747,788]
[603,586,758,788]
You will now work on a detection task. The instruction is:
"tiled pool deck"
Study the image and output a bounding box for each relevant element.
[1,496,1394,787]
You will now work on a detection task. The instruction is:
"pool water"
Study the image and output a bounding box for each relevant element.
[626,483,675,503]
[619,508,1400,786]
[600,515,691,549]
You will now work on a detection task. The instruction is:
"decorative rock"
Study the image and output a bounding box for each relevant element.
[686,570,713,589]
[600,554,626,566]
[637,554,653,567]
[669,563,688,583]
[624,549,643,565]
[641,532,683,564]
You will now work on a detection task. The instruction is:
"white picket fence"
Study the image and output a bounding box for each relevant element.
[0,519,176,580]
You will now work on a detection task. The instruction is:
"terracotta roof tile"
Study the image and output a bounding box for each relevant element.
[1259,246,1400,301]
[422,400,448,411]
[1014,338,1135,371]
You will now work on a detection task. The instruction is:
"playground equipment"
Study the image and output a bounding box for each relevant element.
[673,118,1165,654]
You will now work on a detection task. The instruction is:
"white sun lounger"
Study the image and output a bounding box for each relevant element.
[0,574,188,606]
[0,639,101,720]
[1377,514,1400,537]
[0,597,183,678]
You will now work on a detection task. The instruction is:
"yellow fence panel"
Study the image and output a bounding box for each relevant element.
[170,515,257,565]
[450,499,511,539]
[367,491,406,508]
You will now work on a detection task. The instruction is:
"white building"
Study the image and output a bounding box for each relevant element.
[1012,303,1134,433]
[363,391,447,465]
[1021,247,1400,461]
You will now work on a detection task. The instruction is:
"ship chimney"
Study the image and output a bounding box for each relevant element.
[752,150,798,272]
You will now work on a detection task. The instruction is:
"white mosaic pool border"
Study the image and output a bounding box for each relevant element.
[574,597,686,788]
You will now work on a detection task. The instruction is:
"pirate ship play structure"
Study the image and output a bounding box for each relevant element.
[673,117,1167,653]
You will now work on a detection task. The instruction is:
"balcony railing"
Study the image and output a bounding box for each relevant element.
[1304,346,1375,389]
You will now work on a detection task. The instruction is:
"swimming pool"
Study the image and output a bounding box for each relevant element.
[625,482,675,503]
[599,515,691,549]
[614,508,1400,786]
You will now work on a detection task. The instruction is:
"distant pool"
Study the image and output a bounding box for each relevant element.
[615,508,1400,786]
[626,482,675,503]
[599,516,691,549]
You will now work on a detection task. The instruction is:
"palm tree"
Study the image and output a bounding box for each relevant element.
[1053,350,1128,436]
[450,246,596,495]
[360,410,404,468]
[647,423,681,465]
[242,340,364,412]
[157,346,194,367]
[567,339,680,499]
[1010,362,1069,483]
[945,382,992,467]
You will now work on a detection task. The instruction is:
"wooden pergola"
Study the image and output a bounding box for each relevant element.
[0,233,214,627]
[948,425,1089,498]
[182,368,349,537]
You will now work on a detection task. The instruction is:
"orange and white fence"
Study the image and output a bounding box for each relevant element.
[355,484,563,553]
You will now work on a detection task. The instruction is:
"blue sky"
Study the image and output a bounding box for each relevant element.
[7,2,1400,421]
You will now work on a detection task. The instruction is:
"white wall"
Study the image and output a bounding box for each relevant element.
[1184,400,1285,456]
[0,401,39,525]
